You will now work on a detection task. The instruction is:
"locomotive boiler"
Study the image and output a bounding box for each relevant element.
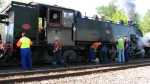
[0,1,142,66]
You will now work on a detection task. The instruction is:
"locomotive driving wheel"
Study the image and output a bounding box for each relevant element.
[63,49,78,64]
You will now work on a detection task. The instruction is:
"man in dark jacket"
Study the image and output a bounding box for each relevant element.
[52,37,63,65]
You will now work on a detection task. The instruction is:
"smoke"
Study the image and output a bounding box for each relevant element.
[124,0,136,21]
[118,0,136,21]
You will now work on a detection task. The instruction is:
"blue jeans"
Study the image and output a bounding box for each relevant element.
[117,49,125,63]
[20,48,32,70]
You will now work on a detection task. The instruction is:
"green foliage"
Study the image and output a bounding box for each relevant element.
[111,9,128,24]
[96,3,116,20]
[96,0,128,24]
[139,10,150,33]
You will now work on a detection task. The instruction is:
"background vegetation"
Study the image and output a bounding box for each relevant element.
[96,0,150,34]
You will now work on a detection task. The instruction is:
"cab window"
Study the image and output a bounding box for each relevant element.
[62,11,74,27]
[49,10,61,25]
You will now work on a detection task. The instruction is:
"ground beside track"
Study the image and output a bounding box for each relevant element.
[0,59,150,83]
[30,65,150,84]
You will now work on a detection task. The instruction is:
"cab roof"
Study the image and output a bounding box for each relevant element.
[1,1,76,13]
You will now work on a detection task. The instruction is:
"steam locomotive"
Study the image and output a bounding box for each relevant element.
[0,1,143,66]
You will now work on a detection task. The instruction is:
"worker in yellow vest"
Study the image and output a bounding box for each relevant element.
[16,32,32,70]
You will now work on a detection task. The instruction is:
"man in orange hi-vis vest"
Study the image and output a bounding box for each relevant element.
[16,32,32,70]
[88,41,101,64]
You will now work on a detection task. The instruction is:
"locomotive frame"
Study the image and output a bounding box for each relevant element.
[0,1,143,66]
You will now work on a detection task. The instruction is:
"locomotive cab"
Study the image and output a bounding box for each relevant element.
[0,1,78,65]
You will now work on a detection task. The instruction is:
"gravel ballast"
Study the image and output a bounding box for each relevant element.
[20,65,150,84]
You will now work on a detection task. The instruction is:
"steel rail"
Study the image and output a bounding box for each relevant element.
[0,61,150,83]
[0,59,149,78]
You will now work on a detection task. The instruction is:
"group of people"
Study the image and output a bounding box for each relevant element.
[16,32,143,70]
[88,36,131,64]
[16,32,63,70]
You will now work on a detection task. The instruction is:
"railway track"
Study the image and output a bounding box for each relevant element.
[0,60,150,83]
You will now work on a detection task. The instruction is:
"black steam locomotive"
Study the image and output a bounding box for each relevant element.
[0,1,143,66]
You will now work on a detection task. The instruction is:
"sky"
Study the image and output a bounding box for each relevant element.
[1,0,150,17]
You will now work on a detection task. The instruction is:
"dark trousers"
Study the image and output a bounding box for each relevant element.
[53,49,63,65]
[100,51,109,63]
[100,47,108,64]
[88,48,96,63]
[125,49,129,62]
[20,48,32,70]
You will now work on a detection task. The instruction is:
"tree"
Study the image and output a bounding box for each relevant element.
[111,9,128,24]
[96,1,116,20]
[96,0,128,24]
[139,10,150,33]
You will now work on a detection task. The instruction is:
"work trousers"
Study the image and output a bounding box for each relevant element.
[20,48,32,70]
[53,49,63,65]
[125,42,130,62]
[88,48,96,63]
[124,48,129,62]
[100,47,109,64]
